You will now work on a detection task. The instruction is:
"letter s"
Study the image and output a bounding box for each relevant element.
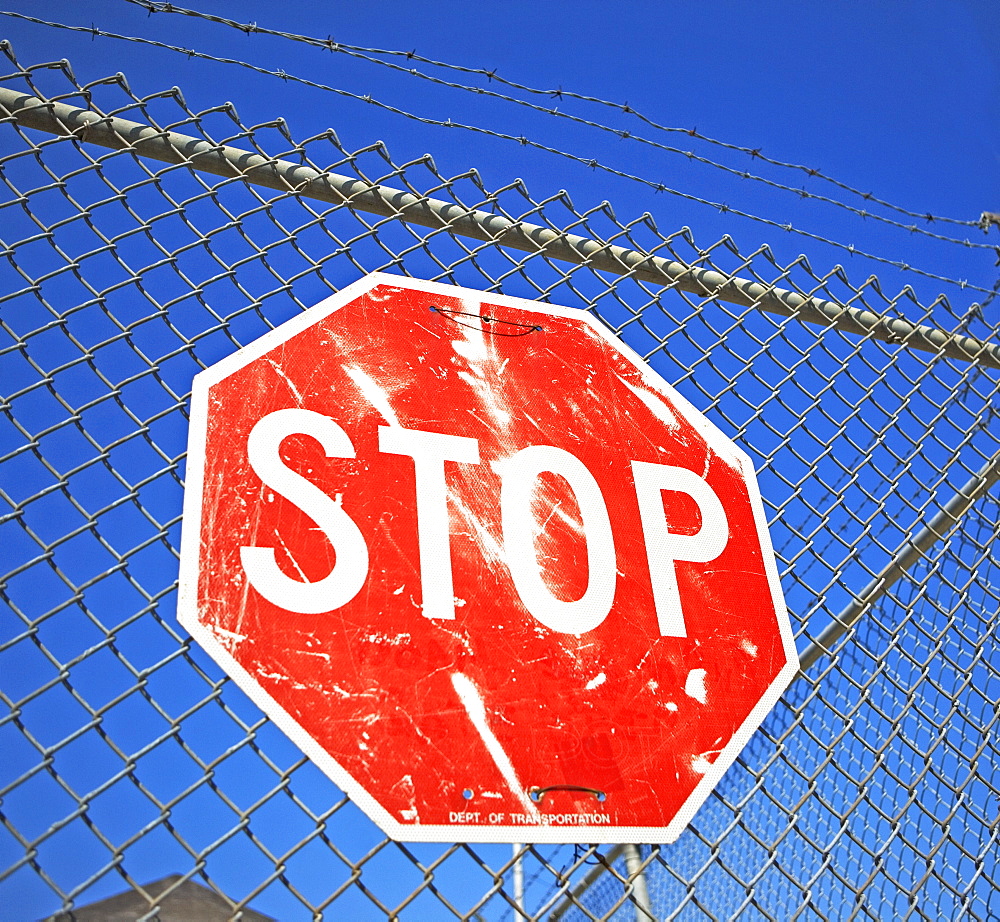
[239,408,369,613]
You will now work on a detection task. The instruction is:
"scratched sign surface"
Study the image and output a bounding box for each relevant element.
[178,273,797,843]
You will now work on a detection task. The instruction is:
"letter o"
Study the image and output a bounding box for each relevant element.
[500,445,616,634]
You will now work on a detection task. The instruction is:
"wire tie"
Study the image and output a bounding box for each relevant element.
[528,785,606,803]
[429,306,542,337]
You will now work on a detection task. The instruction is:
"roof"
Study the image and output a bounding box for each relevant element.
[43,874,276,922]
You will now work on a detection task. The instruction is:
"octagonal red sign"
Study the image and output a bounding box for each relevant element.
[178,273,796,843]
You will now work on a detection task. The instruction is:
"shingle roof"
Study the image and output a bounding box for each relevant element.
[42,874,276,922]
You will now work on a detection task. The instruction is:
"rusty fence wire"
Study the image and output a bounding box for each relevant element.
[1,43,999,921]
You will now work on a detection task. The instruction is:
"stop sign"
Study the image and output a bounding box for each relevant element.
[178,272,796,843]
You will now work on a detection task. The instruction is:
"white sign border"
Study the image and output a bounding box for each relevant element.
[177,271,798,844]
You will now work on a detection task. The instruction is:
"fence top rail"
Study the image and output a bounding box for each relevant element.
[2,85,999,371]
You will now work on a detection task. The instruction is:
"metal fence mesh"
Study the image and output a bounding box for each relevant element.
[2,43,999,921]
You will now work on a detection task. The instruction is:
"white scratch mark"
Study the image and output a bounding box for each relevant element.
[622,380,679,429]
[552,503,585,533]
[585,672,607,690]
[691,749,723,775]
[208,625,247,648]
[345,364,401,426]
[393,773,419,822]
[413,320,443,340]
[635,647,655,672]
[684,668,707,704]
[451,673,538,815]
[273,529,308,582]
[448,299,517,432]
[451,298,488,363]
[458,372,513,425]
[741,638,759,657]
[439,627,474,656]
[267,359,304,404]
[647,679,659,692]
[665,701,678,712]
[363,632,411,645]
[449,490,505,566]
[539,501,563,535]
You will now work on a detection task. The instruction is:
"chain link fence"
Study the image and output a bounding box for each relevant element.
[1,42,999,921]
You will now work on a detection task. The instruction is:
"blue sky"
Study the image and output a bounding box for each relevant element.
[4,0,999,305]
[2,2,1000,920]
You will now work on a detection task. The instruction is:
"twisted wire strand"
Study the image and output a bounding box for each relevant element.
[119,0,992,233]
[2,11,995,297]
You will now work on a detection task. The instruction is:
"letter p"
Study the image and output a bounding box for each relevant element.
[631,461,729,637]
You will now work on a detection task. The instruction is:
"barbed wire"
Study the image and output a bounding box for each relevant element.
[2,11,995,298]
[95,0,997,255]
[118,0,993,234]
